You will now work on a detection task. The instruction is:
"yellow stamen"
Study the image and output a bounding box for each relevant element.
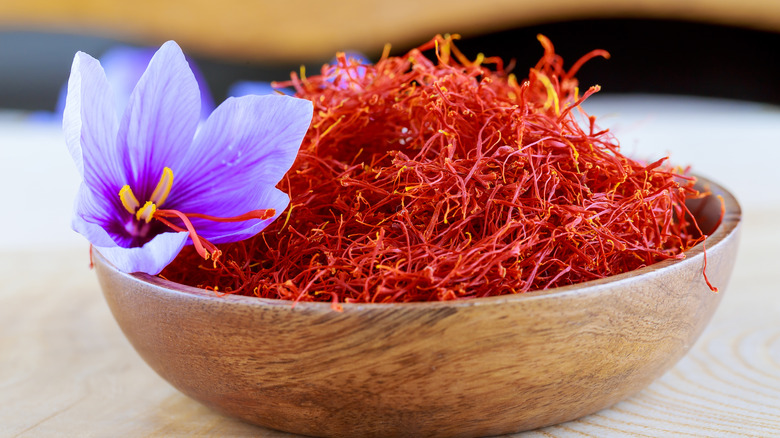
[508,74,519,89]
[473,52,485,67]
[136,201,157,223]
[119,185,140,214]
[537,73,560,115]
[381,43,392,60]
[149,167,174,206]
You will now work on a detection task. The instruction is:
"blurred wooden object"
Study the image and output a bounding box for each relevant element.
[2,0,780,62]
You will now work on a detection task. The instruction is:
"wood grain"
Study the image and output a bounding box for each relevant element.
[1,209,778,437]
[524,207,780,437]
[2,0,780,62]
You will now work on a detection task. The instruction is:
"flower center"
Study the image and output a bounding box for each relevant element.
[119,166,173,222]
[117,166,276,263]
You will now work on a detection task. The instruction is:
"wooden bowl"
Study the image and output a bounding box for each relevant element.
[94,175,741,438]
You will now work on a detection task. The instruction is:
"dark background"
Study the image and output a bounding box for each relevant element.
[2,18,779,111]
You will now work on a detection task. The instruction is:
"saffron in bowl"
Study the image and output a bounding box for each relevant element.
[74,35,740,436]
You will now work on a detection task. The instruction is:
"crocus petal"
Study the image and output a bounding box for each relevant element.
[62,51,125,203]
[72,183,125,248]
[53,82,69,121]
[54,45,215,125]
[228,80,292,97]
[117,40,201,200]
[327,51,370,88]
[185,185,290,244]
[99,47,156,119]
[169,94,312,206]
[95,231,189,275]
[74,184,188,274]
[338,51,370,65]
[101,46,215,120]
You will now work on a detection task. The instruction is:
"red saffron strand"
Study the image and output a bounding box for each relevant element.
[183,209,275,223]
[154,210,219,260]
[702,240,718,293]
[152,209,275,261]
[161,34,715,303]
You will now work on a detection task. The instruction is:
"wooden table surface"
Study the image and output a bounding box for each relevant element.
[2,96,780,436]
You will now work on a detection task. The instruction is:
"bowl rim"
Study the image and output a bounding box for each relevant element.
[97,174,741,310]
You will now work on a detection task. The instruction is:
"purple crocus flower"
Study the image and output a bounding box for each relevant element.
[326,51,370,87]
[64,41,313,274]
[31,45,215,124]
[92,45,216,121]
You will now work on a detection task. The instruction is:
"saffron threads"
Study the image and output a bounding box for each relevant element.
[161,34,714,304]
[153,208,276,262]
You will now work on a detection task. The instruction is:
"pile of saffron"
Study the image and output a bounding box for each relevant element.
[161,35,711,305]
